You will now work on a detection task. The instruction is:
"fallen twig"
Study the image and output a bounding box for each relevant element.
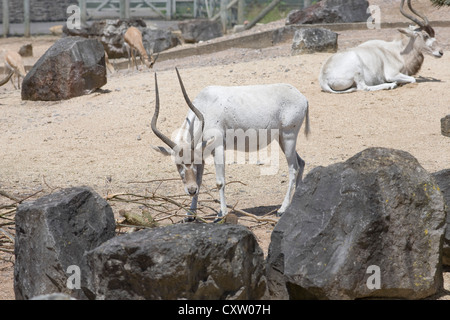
[203,187,279,224]
[0,190,19,202]
[0,247,14,254]
[228,206,278,223]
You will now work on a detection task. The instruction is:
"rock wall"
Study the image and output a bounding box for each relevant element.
[0,0,78,23]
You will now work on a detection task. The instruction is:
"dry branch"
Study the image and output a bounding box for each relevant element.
[107,177,278,226]
[0,188,44,258]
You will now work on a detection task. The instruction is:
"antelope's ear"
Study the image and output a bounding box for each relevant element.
[398,27,418,38]
[150,145,174,156]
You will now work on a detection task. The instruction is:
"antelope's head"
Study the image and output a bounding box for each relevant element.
[145,52,159,69]
[150,68,214,196]
[399,0,443,58]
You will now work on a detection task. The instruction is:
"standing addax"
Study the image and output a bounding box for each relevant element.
[319,0,443,93]
[151,68,310,221]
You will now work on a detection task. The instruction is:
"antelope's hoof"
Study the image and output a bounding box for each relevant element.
[213,217,224,224]
[182,216,196,223]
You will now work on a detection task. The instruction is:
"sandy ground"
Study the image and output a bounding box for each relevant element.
[1,0,450,300]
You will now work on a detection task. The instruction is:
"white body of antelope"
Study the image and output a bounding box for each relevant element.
[151,69,310,221]
[319,0,443,93]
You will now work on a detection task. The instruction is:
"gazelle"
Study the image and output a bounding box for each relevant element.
[319,0,443,93]
[123,26,156,71]
[151,68,310,221]
[4,51,27,89]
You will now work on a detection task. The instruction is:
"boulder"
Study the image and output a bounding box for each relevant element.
[19,44,33,57]
[71,19,146,59]
[142,28,180,54]
[63,19,179,59]
[85,224,266,300]
[432,169,450,266]
[441,115,450,137]
[14,187,116,300]
[178,19,223,43]
[266,147,447,300]
[21,37,107,101]
[291,28,338,55]
[286,0,370,25]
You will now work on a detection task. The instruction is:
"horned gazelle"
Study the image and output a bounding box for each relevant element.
[4,51,27,90]
[319,0,443,93]
[123,26,157,71]
[151,69,310,222]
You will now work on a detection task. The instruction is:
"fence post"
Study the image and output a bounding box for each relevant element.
[237,0,244,24]
[303,0,311,8]
[166,0,172,20]
[2,0,9,38]
[193,0,198,18]
[120,0,130,19]
[220,0,227,32]
[24,0,30,37]
[79,0,87,25]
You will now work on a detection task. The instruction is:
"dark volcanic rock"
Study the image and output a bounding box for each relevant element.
[432,169,450,266]
[178,19,223,43]
[291,27,338,54]
[266,147,446,300]
[441,115,450,137]
[286,0,370,25]
[86,223,266,300]
[21,37,107,101]
[63,19,179,59]
[14,187,115,300]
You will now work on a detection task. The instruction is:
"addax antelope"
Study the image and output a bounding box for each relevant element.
[4,51,27,89]
[319,0,443,93]
[123,26,157,71]
[151,68,310,222]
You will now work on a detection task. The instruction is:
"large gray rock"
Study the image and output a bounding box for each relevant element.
[291,28,338,55]
[21,37,107,101]
[86,224,266,300]
[432,169,450,266]
[266,147,447,300]
[178,19,223,43]
[142,28,180,55]
[64,19,179,59]
[286,0,370,25]
[63,19,146,59]
[441,115,450,137]
[14,187,116,300]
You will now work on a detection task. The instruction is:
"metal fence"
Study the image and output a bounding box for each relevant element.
[1,0,315,37]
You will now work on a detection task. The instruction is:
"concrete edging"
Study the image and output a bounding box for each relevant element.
[157,20,450,62]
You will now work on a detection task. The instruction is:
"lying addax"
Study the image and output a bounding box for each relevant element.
[319,0,443,93]
[151,68,310,221]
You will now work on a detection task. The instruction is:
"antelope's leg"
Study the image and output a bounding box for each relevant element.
[278,131,303,215]
[188,163,204,216]
[213,144,227,218]
[386,73,416,84]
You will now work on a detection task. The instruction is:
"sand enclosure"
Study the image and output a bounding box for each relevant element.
[1,0,450,300]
